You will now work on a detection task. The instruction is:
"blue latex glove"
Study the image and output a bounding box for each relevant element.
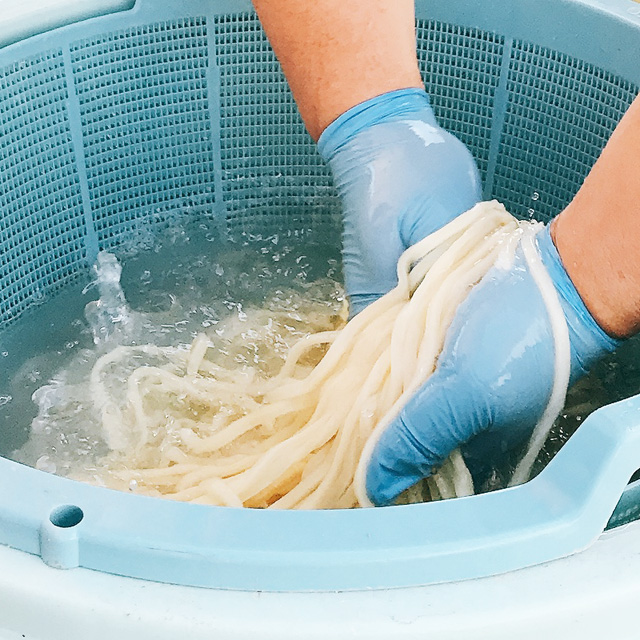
[366,225,621,506]
[318,88,481,316]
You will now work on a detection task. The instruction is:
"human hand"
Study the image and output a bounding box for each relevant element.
[318,88,482,316]
[364,224,621,506]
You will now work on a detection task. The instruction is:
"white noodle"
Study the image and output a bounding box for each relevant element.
[508,225,570,486]
[78,201,568,509]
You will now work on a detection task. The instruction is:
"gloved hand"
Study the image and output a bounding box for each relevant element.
[318,88,482,316]
[365,224,621,506]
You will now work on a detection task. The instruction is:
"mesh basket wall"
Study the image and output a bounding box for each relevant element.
[0,51,85,323]
[214,13,339,238]
[0,8,637,326]
[69,17,217,250]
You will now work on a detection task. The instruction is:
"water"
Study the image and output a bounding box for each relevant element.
[0,215,344,477]
[2,211,640,493]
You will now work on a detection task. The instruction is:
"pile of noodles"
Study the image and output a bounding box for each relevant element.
[81,201,569,508]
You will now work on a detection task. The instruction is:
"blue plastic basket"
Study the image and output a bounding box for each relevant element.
[0,0,639,591]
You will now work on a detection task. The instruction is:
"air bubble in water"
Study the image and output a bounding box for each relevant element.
[35,455,56,473]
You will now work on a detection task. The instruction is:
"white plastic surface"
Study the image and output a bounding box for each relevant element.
[1,520,640,640]
[0,0,133,47]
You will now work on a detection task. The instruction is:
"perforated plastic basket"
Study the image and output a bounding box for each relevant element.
[0,0,639,593]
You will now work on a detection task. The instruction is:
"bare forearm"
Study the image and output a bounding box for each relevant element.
[252,0,423,140]
[553,94,640,338]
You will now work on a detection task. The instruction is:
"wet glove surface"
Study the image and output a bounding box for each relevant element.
[365,225,621,506]
[318,88,482,316]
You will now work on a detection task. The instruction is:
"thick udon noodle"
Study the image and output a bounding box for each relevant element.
[81,201,568,508]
